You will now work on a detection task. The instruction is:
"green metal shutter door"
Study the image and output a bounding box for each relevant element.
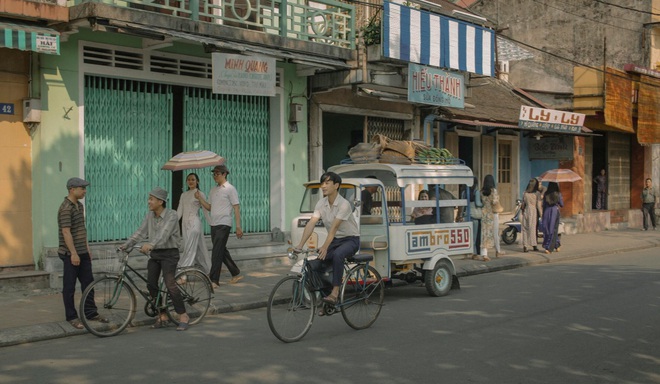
[184,88,270,233]
[84,76,173,242]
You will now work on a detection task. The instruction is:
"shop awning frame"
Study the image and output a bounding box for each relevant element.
[0,20,60,55]
[440,118,600,137]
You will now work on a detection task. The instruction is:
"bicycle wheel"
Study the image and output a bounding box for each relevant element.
[166,269,212,326]
[267,276,315,343]
[79,276,136,337]
[340,265,384,330]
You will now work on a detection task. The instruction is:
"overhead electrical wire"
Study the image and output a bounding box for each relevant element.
[529,0,644,32]
[595,0,660,16]
[499,34,660,89]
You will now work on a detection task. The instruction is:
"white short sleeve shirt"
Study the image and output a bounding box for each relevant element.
[313,194,359,238]
[207,182,239,226]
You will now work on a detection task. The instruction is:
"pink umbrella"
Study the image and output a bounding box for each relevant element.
[161,150,225,171]
[539,169,582,183]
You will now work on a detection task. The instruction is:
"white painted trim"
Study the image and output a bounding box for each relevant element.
[79,41,212,88]
[270,67,285,231]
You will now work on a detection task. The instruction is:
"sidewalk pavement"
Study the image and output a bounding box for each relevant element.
[1,228,658,347]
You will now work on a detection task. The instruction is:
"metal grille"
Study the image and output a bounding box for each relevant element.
[367,117,405,140]
[84,76,173,242]
[184,88,270,233]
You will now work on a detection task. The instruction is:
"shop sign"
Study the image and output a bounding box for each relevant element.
[528,136,574,160]
[35,35,58,54]
[0,103,14,115]
[519,106,584,133]
[211,53,276,97]
[408,64,464,108]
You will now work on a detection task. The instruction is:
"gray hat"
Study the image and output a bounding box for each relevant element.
[149,187,169,202]
[212,164,229,175]
[67,177,90,189]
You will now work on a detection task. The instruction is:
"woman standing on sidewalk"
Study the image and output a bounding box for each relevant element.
[541,182,564,254]
[521,178,542,252]
[176,173,211,274]
[476,174,503,261]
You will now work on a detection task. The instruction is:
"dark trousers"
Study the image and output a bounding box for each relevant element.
[209,224,240,284]
[60,252,98,321]
[642,203,657,230]
[148,249,185,315]
[325,236,360,286]
[473,219,481,255]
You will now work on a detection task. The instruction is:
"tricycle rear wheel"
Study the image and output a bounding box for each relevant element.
[424,261,452,297]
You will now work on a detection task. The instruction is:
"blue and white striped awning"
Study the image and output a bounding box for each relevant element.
[1,21,60,55]
[383,1,495,77]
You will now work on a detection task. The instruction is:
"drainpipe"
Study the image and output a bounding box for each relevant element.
[423,114,438,147]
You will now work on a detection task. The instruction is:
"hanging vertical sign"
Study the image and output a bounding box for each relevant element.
[212,53,276,96]
[408,64,464,108]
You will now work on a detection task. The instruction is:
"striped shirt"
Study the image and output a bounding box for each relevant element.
[58,197,88,255]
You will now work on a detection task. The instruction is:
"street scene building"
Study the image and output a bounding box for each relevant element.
[0,0,658,284]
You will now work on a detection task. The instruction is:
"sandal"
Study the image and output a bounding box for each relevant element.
[69,319,84,330]
[89,315,109,323]
[482,256,491,262]
[176,322,189,331]
[150,318,168,329]
[322,295,338,306]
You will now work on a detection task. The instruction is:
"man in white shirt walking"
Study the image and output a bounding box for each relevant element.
[196,165,243,288]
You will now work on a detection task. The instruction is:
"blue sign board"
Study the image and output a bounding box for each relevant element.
[408,64,465,108]
[0,103,14,115]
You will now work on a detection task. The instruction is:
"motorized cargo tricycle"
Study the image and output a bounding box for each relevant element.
[290,161,478,297]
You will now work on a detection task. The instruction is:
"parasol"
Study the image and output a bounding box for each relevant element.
[161,150,225,171]
[538,169,582,183]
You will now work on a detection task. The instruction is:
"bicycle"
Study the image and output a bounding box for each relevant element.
[266,248,385,343]
[79,247,213,337]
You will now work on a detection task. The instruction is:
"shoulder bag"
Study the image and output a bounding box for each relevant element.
[470,190,483,219]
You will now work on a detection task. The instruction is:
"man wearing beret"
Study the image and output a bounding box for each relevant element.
[58,177,107,329]
[120,187,190,331]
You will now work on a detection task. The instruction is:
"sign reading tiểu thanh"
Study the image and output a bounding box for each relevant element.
[212,53,276,97]
[519,106,585,133]
[408,64,464,108]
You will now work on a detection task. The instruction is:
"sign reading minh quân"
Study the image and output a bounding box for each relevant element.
[212,53,276,97]
[408,64,464,108]
[519,106,585,133]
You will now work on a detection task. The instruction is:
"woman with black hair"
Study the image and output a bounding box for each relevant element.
[521,178,542,252]
[176,172,211,274]
[476,174,503,261]
[541,182,564,253]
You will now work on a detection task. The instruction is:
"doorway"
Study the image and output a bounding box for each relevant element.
[592,134,607,210]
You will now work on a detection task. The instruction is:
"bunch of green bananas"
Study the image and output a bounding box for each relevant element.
[416,148,453,164]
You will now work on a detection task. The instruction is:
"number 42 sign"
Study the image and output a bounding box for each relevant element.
[519,106,585,133]
[0,103,15,115]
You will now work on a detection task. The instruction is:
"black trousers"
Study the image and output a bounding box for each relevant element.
[642,203,657,230]
[148,249,185,314]
[209,224,240,284]
[60,252,98,321]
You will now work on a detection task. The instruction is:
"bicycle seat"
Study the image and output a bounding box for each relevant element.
[347,253,373,263]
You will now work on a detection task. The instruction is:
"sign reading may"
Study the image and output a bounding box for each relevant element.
[212,53,276,97]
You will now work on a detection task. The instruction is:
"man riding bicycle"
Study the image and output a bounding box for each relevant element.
[120,187,190,331]
[294,172,360,306]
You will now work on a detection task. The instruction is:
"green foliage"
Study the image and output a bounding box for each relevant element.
[361,19,381,46]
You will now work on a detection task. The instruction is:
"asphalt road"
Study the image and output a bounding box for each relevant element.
[1,248,659,384]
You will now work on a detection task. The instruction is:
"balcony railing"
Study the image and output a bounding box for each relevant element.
[72,0,355,49]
